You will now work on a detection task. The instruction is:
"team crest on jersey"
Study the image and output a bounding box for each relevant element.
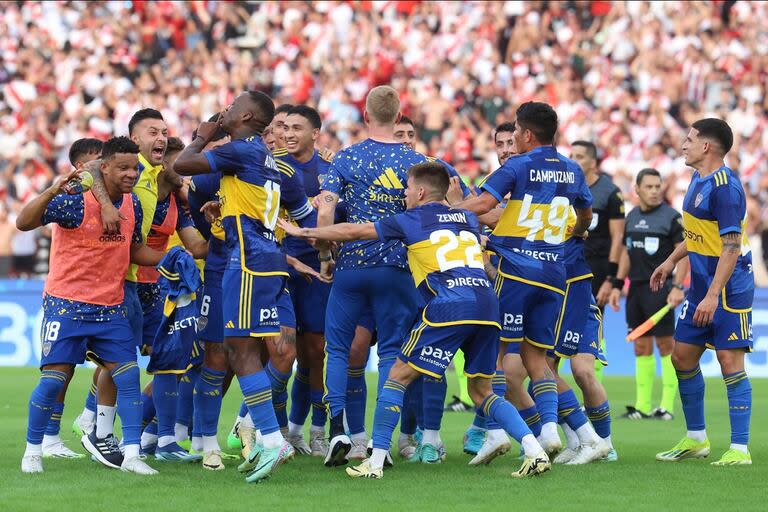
[42,340,52,357]
[695,193,703,207]
[197,316,208,330]
[644,236,659,255]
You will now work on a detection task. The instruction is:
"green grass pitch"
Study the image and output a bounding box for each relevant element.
[1,367,766,511]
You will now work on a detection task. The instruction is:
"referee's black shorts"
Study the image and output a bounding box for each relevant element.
[626,280,675,337]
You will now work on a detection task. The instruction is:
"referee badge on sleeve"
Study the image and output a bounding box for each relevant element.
[644,237,659,255]
[588,213,599,231]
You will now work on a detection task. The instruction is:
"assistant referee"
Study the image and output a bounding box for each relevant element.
[609,168,688,421]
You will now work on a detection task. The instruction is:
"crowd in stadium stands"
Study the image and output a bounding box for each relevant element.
[0,1,766,281]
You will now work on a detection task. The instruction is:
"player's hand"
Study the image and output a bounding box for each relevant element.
[49,169,82,196]
[195,121,220,143]
[446,176,464,206]
[286,255,332,284]
[608,288,622,312]
[596,280,612,307]
[100,203,127,235]
[318,147,335,161]
[650,259,674,292]
[692,294,717,326]
[320,257,335,281]
[666,286,685,308]
[200,201,221,224]
[277,218,305,238]
[311,196,321,209]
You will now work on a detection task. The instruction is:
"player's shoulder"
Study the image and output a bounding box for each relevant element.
[274,155,297,177]
[272,147,289,158]
[318,150,333,164]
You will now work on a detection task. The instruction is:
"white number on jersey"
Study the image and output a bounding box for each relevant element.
[430,229,484,272]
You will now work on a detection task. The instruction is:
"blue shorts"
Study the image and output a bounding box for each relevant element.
[138,283,163,355]
[496,274,564,350]
[287,259,331,334]
[222,269,286,338]
[278,287,296,330]
[400,319,499,378]
[40,312,135,368]
[552,279,607,365]
[675,295,753,352]
[124,281,143,349]
[198,270,224,343]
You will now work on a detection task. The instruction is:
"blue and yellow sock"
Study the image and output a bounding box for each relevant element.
[531,378,558,425]
[176,367,200,432]
[111,362,142,447]
[266,362,291,429]
[422,374,447,431]
[27,370,67,444]
[239,370,279,436]
[152,373,178,442]
[371,379,406,450]
[400,378,419,436]
[346,365,367,435]
[194,366,226,437]
[310,389,327,428]
[85,381,97,414]
[724,371,751,446]
[141,391,155,428]
[238,401,248,419]
[288,367,311,426]
[486,370,507,430]
[586,401,611,439]
[676,366,705,432]
[557,389,588,430]
[518,405,542,437]
[45,402,64,437]
[481,394,531,443]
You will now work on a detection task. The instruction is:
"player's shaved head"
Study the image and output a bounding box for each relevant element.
[365,86,401,125]
[408,162,450,199]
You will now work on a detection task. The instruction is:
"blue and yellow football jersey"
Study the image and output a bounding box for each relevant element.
[188,172,227,275]
[374,202,500,327]
[323,140,428,270]
[563,209,593,281]
[204,136,287,275]
[481,145,592,291]
[681,165,753,308]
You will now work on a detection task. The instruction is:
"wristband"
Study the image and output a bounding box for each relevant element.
[611,278,624,290]
[318,253,333,262]
[607,262,619,277]
[672,283,685,291]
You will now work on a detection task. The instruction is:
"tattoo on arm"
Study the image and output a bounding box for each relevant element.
[324,194,335,202]
[722,232,741,254]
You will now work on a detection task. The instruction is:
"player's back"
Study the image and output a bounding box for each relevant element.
[189,172,227,274]
[681,165,753,307]
[324,139,427,270]
[484,145,593,290]
[376,202,499,326]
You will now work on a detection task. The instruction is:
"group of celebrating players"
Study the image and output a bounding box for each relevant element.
[19,84,755,483]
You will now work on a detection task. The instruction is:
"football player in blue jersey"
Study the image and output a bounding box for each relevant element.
[316,86,431,466]
[280,162,551,478]
[457,102,593,457]
[652,118,754,466]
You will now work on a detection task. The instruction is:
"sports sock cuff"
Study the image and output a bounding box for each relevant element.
[724,370,748,387]
[676,365,702,380]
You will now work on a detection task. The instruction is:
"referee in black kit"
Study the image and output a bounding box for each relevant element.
[609,168,688,421]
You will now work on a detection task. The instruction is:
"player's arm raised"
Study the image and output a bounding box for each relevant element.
[692,232,741,326]
[279,218,378,242]
[16,169,83,230]
[454,191,499,217]
[174,121,220,175]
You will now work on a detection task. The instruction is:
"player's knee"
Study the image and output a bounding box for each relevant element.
[468,379,491,407]
[571,364,594,390]
[348,341,370,367]
[656,337,674,356]
[716,349,745,375]
[387,360,417,386]
[203,342,228,370]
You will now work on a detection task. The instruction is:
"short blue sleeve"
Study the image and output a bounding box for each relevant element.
[712,184,744,236]
[41,194,85,229]
[323,150,350,196]
[374,212,408,242]
[481,163,517,203]
[439,159,471,198]
[132,194,144,244]
[573,170,593,209]
[204,140,245,176]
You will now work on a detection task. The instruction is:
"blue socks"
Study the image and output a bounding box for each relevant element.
[346,365,367,435]
[586,401,611,439]
[371,379,406,450]
[531,379,558,425]
[422,374,447,431]
[486,370,506,430]
[557,389,588,431]
[45,402,64,436]
[176,366,200,432]
[239,401,248,418]
[27,370,67,444]
[724,371,751,445]
[311,389,327,428]
[110,362,142,447]
[152,373,178,440]
[194,366,226,437]
[141,391,155,428]
[266,362,291,429]
[289,367,311,426]
[400,377,420,435]
[480,394,531,443]
[471,413,487,430]
[518,404,542,437]
[676,366,706,431]
[239,370,279,436]
[85,381,97,414]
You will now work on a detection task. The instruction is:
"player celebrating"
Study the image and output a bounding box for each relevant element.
[174,91,296,483]
[653,119,754,466]
[609,168,688,421]
[457,102,593,456]
[281,162,551,478]
[317,86,429,466]
[19,137,161,475]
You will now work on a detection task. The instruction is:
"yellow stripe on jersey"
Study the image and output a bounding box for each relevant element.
[405,234,484,287]
[493,198,569,242]
[276,160,296,177]
[713,170,728,187]
[384,168,404,189]
[682,212,748,258]
[272,147,289,157]
[126,154,163,282]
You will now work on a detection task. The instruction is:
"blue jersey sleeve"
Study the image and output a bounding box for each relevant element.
[711,184,744,236]
[204,140,245,176]
[131,194,144,244]
[374,212,408,242]
[573,171,593,209]
[323,150,349,196]
[176,201,194,231]
[41,194,85,229]
[280,168,313,221]
[481,164,517,203]
[439,159,471,198]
